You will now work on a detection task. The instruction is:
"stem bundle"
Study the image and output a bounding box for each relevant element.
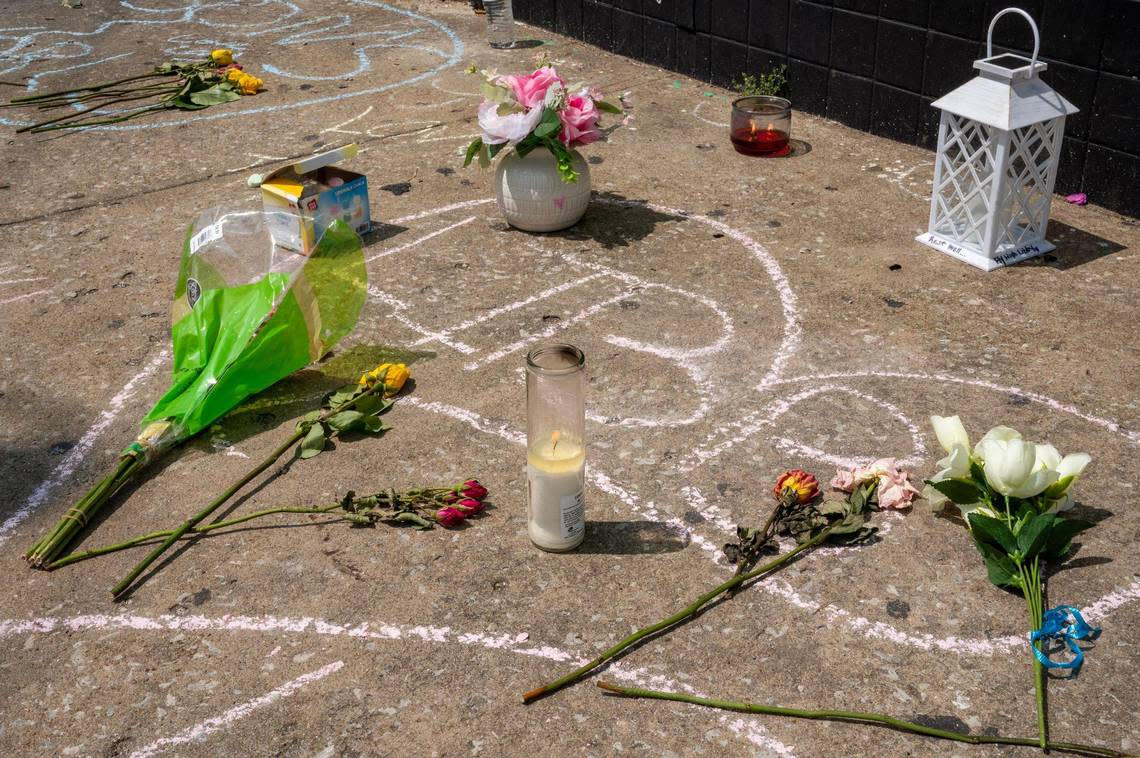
[25,454,143,568]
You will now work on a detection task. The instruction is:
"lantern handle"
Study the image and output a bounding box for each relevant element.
[986,7,1041,68]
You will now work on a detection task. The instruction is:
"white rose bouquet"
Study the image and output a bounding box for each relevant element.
[924,416,1097,749]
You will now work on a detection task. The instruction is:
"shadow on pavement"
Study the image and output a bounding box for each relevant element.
[576,520,688,554]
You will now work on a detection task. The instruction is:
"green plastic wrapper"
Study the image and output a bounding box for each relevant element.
[139,207,367,447]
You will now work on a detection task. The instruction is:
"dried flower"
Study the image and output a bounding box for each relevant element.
[358,363,410,396]
[436,507,466,528]
[773,469,820,505]
[211,49,234,66]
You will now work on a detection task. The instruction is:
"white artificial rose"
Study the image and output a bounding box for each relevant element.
[931,415,970,454]
[977,438,1058,498]
[477,99,543,145]
[1057,452,1091,481]
[974,425,1022,455]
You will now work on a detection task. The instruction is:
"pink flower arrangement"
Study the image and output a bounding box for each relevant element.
[464,61,625,182]
[831,458,921,509]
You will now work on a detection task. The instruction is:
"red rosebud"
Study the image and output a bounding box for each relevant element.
[772,469,821,505]
[460,479,488,500]
[436,507,466,528]
[454,497,484,514]
[442,491,460,504]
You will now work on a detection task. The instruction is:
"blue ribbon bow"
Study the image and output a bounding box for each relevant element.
[1030,605,1100,672]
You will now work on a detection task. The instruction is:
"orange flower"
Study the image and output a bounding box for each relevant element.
[773,469,820,505]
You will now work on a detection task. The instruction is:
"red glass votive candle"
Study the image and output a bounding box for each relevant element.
[730,96,792,156]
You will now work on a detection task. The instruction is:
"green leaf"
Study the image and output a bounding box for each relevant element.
[463,138,483,168]
[1044,518,1094,559]
[480,82,513,103]
[361,414,389,433]
[534,119,560,138]
[977,542,1020,589]
[925,478,981,505]
[326,410,365,433]
[533,107,562,137]
[327,386,359,407]
[189,83,242,106]
[354,395,393,418]
[969,459,989,490]
[392,512,434,530]
[298,422,328,459]
[168,94,209,111]
[477,143,491,169]
[595,99,623,115]
[1043,475,1075,500]
[968,512,1018,554]
[488,141,505,159]
[1017,513,1055,559]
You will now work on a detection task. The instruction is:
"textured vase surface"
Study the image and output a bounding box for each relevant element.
[494,148,591,232]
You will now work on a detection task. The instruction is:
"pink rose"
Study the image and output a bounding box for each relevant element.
[559,89,602,147]
[830,469,856,492]
[478,99,543,145]
[460,479,488,500]
[436,507,466,528]
[877,478,920,509]
[455,497,484,514]
[502,66,564,110]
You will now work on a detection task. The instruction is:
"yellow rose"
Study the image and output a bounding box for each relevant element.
[210,49,234,66]
[226,68,244,83]
[237,74,263,95]
[358,363,410,396]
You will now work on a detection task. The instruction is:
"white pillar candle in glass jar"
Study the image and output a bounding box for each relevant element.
[525,344,586,551]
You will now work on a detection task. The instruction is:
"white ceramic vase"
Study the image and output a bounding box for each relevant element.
[494,148,591,232]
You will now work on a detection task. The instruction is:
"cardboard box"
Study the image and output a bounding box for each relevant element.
[261,144,371,253]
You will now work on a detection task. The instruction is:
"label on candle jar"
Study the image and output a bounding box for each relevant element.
[560,490,585,539]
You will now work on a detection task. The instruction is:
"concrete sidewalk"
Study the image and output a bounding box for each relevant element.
[1,2,1137,756]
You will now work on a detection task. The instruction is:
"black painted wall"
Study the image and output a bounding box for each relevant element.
[512,0,1140,217]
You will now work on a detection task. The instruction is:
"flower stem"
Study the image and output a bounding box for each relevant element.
[25,454,142,568]
[521,531,829,704]
[595,683,1132,758]
[5,72,171,103]
[1021,557,1048,748]
[47,504,344,569]
[110,382,391,599]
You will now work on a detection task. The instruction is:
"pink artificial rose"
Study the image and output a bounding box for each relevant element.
[460,479,488,500]
[455,497,484,514]
[478,99,543,145]
[559,89,602,147]
[436,507,466,528]
[502,66,564,110]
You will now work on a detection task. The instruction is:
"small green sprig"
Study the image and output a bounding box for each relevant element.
[733,65,788,98]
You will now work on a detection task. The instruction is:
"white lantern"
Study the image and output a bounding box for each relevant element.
[916,8,1078,271]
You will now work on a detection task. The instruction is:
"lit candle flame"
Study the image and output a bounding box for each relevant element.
[551,430,561,452]
[766,122,774,131]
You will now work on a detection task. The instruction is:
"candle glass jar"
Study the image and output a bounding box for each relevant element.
[730,96,792,156]
[526,343,586,552]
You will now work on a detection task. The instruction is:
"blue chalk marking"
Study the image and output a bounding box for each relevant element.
[0,0,464,131]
